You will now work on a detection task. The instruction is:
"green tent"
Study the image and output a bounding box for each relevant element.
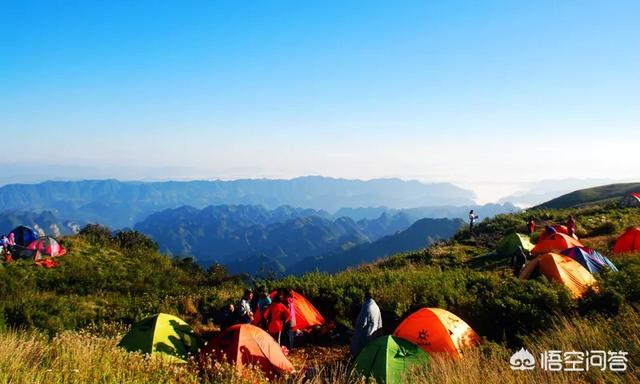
[118,313,201,363]
[496,232,534,257]
[353,335,430,384]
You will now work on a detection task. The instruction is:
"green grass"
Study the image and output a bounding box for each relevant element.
[535,182,640,209]
[1,203,640,383]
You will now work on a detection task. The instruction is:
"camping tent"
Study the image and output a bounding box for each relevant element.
[393,308,481,359]
[118,313,200,363]
[613,227,640,255]
[200,324,293,378]
[9,226,39,247]
[531,233,583,255]
[353,335,430,384]
[496,233,534,257]
[9,245,38,260]
[254,290,325,331]
[27,236,66,257]
[519,253,598,298]
[620,193,640,208]
[560,247,618,274]
[539,225,579,241]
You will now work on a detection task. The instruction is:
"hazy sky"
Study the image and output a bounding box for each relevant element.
[1,1,638,202]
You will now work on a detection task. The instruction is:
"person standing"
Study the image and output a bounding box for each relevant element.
[237,289,254,324]
[264,293,290,345]
[350,290,383,357]
[284,289,297,350]
[567,216,577,238]
[468,210,479,234]
[527,217,536,234]
[257,287,272,312]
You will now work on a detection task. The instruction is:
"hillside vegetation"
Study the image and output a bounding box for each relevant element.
[0,201,639,383]
[535,182,640,209]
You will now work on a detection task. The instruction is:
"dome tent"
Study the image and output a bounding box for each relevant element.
[393,308,481,359]
[118,313,200,363]
[613,227,640,255]
[199,323,293,378]
[27,236,66,257]
[531,233,583,255]
[9,225,39,247]
[560,246,618,274]
[353,335,430,384]
[519,253,598,299]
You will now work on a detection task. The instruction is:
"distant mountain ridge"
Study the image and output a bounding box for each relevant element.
[0,177,475,228]
[333,203,518,222]
[134,204,418,270]
[289,217,464,274]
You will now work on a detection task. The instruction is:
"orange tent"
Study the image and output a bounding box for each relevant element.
[254,290,325,331]
[539,225,579,241]
[519,253,598,298]
[393,308,481,359]
[532,233,583,255]
[613,227,640,255]
[200,324,293,378]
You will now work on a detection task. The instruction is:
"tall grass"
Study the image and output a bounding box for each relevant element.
[0,330,198,384]
[1,308,638,383]
[411,308,640,384]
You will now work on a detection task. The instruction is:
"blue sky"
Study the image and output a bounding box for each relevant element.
[1,1,638,201]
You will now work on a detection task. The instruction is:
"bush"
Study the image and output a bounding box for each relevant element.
[114,230,159,253]
[587,220,620,237]
[79,224,113,246]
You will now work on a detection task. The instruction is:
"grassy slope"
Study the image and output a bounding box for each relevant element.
[1,203,640,383]
[535,182,640,209]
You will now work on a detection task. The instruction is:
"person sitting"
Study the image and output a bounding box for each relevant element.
[220,303,237,330]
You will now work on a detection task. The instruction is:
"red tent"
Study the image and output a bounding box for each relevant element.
[254,290,325,331]
[200,324,293,378]
[393,308,481,359]
[532,233,583,255]
[539,225,578,241]
[27,236,66,257]
[613,227,640,255]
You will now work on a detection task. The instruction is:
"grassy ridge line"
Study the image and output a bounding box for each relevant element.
[534,182,640,209]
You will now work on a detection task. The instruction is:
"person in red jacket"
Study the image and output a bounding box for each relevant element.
[527,217,536,234]
[263,292,290,345]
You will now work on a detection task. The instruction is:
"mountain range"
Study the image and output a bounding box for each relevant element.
[134,204,420,271]
[289,217,464,274]
[0,177,476,228]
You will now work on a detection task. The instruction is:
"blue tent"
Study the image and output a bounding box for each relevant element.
[561,247,618,274]
[9,225,39,247]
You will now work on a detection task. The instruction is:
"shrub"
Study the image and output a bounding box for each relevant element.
[78,224,113,246]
